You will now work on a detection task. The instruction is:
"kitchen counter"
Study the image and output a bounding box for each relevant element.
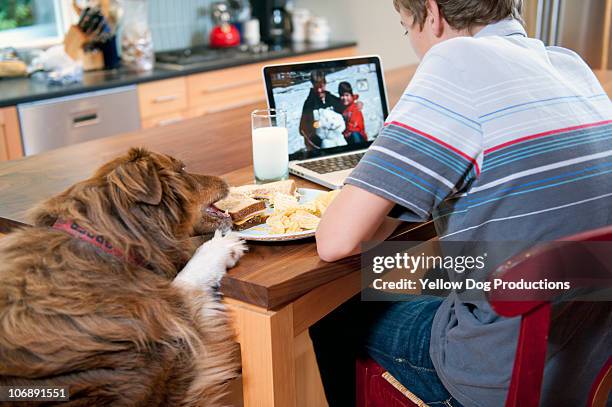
[0,41,356,108]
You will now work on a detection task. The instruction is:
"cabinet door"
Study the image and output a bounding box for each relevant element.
[0,107,23,162]
[141,110,189,129]
[138,77,188,119]
[187,82,265,117]
[188,63,263,107]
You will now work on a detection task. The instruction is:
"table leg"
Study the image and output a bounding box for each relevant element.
[227,300,297,407]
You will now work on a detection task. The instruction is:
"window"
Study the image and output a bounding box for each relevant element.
[0,0,72,48]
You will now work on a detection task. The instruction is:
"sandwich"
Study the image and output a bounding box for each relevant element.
[211,180,298,232]
[230,179,297,200]
[213,194,268,231]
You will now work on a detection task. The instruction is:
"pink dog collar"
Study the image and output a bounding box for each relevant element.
[52,218,140,266]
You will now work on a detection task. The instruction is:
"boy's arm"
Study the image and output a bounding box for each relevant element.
[316,53,483,263]
[354,110,366,134]
[329,93,346,114]
[316,185,401,262]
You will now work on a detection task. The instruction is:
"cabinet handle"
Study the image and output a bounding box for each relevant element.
[72,110,100,128]
[157,117,184,127]
[153,95,178,103]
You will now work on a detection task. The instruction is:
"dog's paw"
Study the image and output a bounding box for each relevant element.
[175,230,247,288]
[206,229,247,269]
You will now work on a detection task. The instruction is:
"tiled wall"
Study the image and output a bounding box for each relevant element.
[148,0,214,51]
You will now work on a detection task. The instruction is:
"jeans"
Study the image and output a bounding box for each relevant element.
[309,295,463,407]
[346,132,365,145]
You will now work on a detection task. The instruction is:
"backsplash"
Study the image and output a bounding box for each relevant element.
[148,0,214,51]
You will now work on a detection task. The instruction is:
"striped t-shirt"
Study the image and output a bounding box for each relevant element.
[346,18,612,406]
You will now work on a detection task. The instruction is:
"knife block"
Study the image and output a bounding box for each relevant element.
[64,25,105,71]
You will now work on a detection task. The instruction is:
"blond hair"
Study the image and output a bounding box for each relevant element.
[393,0,524,32]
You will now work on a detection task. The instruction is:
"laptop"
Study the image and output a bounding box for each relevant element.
[262,56,389,189]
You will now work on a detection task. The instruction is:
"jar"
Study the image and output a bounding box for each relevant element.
[308,17,330,44]
[120,0,153,71]
[291,8,311,43]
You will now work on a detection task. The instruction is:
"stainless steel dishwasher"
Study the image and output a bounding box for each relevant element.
[18,86,141,156]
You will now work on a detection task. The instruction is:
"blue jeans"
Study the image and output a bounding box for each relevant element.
[345,131,365,145]
[309,295,463,407]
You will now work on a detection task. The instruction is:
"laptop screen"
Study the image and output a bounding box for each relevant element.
[263,56,389,161]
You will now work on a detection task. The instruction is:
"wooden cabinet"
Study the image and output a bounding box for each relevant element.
[0,107,23,162]
[141,110,189,129]
[187,64,264,115]
[137,77,188,123]
[142,46,357,127]
[187,82,264,118]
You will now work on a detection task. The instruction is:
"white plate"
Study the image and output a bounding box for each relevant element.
[235,188,326,241]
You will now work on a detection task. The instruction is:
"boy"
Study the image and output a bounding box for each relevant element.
[338,81,368,145]
[312,0,612,406]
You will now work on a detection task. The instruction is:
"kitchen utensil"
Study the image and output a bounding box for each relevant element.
[210,2,241,48]
[70,2,120,70]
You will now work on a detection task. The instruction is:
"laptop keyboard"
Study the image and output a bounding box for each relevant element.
[297,153,365,174]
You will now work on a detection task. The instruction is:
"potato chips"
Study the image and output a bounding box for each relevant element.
[266,190,340,234]
[269,192,300,212]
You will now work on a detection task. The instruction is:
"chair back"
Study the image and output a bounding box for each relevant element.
[488,226,612,407]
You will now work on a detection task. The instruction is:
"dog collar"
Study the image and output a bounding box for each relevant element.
[52,218,140,266]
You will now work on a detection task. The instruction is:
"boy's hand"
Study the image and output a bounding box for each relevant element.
[316,185,397,262]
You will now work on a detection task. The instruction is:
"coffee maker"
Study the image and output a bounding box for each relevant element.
[250,0,292,46]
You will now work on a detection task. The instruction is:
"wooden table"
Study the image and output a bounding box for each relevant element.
[219,167,435,406]
[1,66,610,406]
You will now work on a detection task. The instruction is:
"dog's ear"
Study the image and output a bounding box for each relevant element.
[107,148,163,205]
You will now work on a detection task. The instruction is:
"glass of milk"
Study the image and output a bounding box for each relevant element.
[251,109,289,183]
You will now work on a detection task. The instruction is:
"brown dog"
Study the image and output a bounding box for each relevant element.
[0,148,245,406]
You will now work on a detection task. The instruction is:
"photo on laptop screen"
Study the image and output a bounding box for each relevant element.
[264,56,389,158]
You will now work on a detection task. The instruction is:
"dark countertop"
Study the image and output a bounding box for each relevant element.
[0,41,356,108]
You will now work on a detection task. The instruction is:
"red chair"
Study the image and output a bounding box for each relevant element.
[356,357,425,407]
[357,226,612,407]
